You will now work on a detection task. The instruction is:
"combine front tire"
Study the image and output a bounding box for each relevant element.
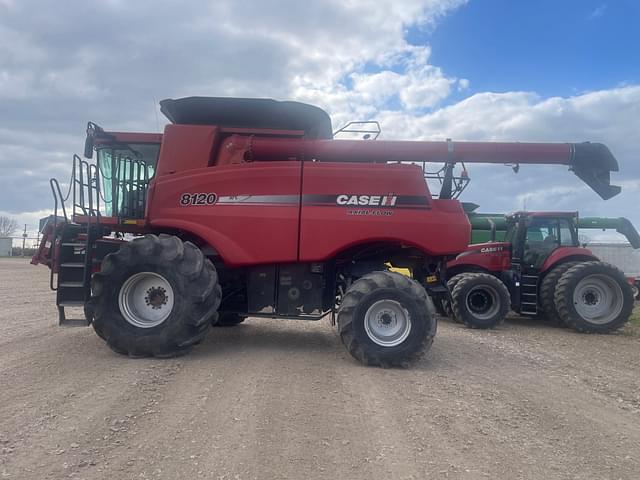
[337,271,436,367]
[92,234,221,357]
[451,273,510,329]
[554,261,634,333]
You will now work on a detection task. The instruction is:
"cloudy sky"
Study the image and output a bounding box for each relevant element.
[1,0,639,242]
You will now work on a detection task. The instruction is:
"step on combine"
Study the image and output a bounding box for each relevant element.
[32,97,624,365]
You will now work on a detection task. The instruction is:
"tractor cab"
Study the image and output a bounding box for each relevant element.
[501,211,597,315]
[506,212,582,270]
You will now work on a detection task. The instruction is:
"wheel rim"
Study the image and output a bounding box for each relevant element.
[118,272,174,328]
[364,299,412,347]
[573,274,623,325]
[465,285,499,320]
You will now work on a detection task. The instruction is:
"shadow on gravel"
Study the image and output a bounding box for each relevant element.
[195,321,340,358]
[503,316,566,330]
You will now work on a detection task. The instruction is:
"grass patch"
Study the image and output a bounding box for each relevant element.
[623,304,640,336]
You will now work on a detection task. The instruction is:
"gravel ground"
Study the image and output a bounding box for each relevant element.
[1,257,639,480]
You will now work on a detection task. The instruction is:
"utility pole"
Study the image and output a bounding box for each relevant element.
[22,224,27,257]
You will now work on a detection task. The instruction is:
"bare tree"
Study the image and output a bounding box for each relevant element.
[0,216,18,237]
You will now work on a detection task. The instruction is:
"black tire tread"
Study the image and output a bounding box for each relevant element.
[539,261,580,325]
[215,313,246,327]
[91,234,221,357]
[451,273,510,329]
[554,261,634,334]
[443,273,472,321]
[337,271,435,368]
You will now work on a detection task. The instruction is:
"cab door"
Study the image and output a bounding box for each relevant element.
[521,218,576,269]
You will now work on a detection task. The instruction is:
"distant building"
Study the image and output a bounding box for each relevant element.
[587,243,640,276]
[0,237,11,257]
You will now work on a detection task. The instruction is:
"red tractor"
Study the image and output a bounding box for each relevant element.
[32,97,624,366]
[444,211,637,332]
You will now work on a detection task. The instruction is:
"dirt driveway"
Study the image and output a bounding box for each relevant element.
[1,257,639,479]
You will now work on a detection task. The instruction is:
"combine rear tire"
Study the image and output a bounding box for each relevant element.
[554,261,634,333]
[337,271,436,367]
[92,234,221,357]
[451,273,510,329]
[214,313,246,327]
[539,262,580,325]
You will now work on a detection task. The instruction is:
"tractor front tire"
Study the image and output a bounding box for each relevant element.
[451,273,510,329]
[443,273,470,321]
[214,313,246,327]
[91,234,221,357]
[539,262,580,325]
[337,271,436,368]
[554,261,634,334]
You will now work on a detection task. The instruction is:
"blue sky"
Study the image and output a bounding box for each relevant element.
[421,0,640,102]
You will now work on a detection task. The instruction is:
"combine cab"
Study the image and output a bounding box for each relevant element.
[32,97,625,365]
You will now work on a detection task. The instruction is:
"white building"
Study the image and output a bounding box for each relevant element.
[587,243,640,276]
[0,237,12,257]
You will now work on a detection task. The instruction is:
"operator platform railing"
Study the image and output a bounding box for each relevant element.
[50,151,151,223]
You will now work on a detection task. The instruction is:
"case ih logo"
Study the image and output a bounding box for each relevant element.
[336,194,398,207]
[480,246,504,253]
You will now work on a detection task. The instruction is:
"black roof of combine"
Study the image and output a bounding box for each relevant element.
[159,97,333,139]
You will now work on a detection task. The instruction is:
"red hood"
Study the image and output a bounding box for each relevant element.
[457,241,510,256]
[447,241,511,273]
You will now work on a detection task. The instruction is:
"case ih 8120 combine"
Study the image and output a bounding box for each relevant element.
[33,97,626,366]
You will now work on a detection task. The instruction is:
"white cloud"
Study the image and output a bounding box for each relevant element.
[588,4,607,20]
[348,86,640,232]
[1,0,639,240]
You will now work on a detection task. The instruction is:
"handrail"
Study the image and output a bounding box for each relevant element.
[49,178,69,222]
[333,121,382,140]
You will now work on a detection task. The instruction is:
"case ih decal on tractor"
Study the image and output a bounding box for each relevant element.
[32,96,626,366]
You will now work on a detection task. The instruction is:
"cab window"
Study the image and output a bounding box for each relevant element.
[558,218,576,246]
[523,218,560,268]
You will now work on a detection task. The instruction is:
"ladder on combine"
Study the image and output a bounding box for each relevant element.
[47,155,101,326]
[519,274,539,316]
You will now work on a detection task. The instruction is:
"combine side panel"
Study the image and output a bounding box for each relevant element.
[298,161,470,261]
[148,162,302,267]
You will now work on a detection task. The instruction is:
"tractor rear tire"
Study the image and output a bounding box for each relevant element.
[451,273,510,329]
[539,261,580,325]
[337,271,436,368]
[214,313,246,327]
[91,234,221,357]
[554,261,634,334]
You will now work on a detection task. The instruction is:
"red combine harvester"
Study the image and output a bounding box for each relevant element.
[443,211,637,331]
[32,97,624,366]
